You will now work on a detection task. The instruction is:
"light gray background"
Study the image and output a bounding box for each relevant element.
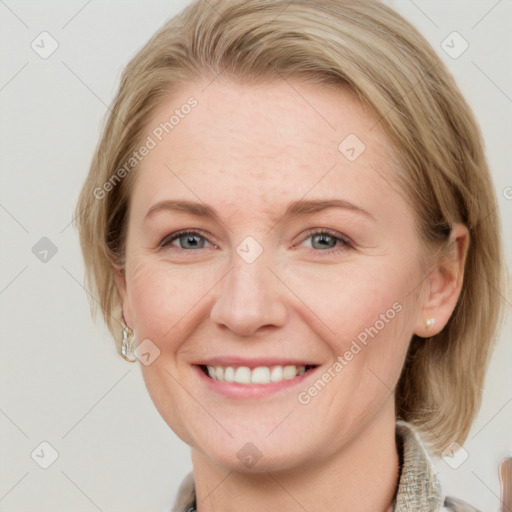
[0,1,511,511]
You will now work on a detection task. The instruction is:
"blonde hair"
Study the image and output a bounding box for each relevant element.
[75,0,507,455]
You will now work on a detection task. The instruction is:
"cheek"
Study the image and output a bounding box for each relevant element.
[128,261,176,337]
[126,258,220,352]
[126,259,211,445]
[287,257,415,339]
[282,257,417,396]
[343,268,415,376]
[137,359,201,448]
[289,263,416,431]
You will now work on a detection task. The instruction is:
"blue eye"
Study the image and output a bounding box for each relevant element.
[160,230,212,250]
[159,228,353,254]
[303,228,352,253]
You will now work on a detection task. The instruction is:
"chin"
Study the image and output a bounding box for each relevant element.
[188,426,322,475]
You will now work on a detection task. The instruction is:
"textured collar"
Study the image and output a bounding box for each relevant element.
[171,421,446,512]
[393,421,443,511]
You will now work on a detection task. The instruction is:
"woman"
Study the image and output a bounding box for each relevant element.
[75,1,506,510]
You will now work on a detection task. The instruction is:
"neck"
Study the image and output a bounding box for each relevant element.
[190,401,399,512]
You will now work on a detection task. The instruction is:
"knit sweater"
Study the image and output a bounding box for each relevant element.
[171,421,480,511]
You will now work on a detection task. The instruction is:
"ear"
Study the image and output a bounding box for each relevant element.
[113,264,133,328]
[414,223,470,338]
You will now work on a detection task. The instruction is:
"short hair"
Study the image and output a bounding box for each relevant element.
[75,0,507,455]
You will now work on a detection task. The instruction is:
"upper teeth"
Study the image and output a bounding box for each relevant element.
[206,365,307,385]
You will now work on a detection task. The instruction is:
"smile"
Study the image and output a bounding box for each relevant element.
[201,364,316,385]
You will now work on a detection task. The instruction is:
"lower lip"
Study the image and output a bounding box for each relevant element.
[193,365,318,399]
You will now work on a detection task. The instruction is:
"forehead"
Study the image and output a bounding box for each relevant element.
[130,78,407,225]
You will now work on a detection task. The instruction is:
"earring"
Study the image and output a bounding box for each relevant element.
[424,318,435,329]
[121,325,137,362]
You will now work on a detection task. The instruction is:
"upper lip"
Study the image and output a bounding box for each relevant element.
[194,357,320,368]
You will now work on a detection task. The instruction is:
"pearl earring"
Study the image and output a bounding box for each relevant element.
[424,318,435,329]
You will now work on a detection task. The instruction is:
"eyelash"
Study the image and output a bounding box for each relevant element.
[159,228,353,255]
[302,228,353,253]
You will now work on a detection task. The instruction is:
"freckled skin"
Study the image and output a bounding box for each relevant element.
[114,79,462,511]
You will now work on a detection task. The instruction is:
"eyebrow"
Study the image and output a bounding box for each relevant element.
[144,198,375,222]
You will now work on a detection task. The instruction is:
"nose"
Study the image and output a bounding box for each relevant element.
[209,249,288,337]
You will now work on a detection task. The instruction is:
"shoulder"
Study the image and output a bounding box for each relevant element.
[442,495,482,512]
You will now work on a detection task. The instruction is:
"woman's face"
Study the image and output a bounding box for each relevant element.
[116,78,431,471]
